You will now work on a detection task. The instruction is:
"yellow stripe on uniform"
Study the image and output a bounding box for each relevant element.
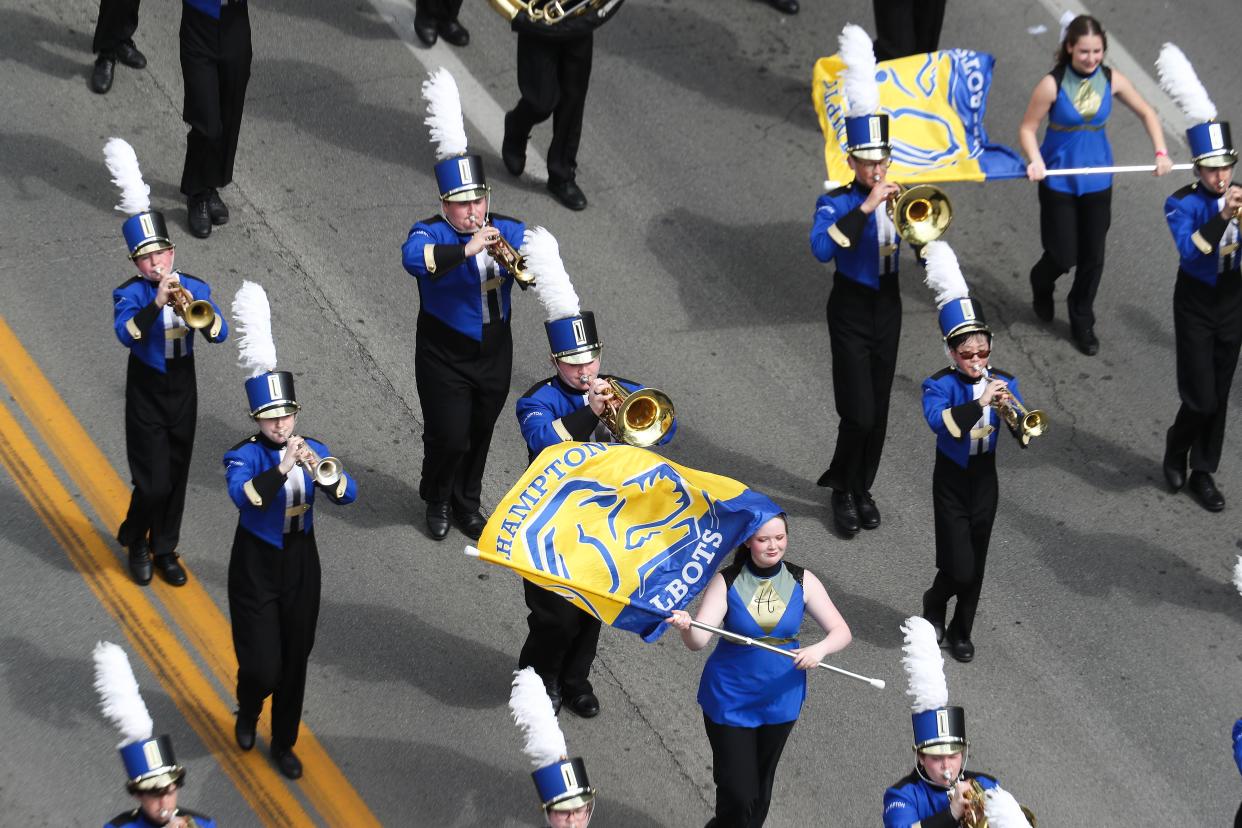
[0,316,381,828]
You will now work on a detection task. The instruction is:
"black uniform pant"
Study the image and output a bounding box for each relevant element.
[93,0,140,55]
[926,452,997,640]
[508,31,594,186]
[414,313,512,514]
[820,272,901,495]
[179,2,251,197]
[871,0,945,61]
[228,526,321,751]
[1031,183,1113,335]
[1167,271,1242,473]
[518,580,600,698]
[702,715,796,828]
[118,354,196,559]
[414,0,462,21]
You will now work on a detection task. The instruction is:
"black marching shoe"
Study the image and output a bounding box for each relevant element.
[831,490,860,536]
[413,15,438,46]
[921,590,946,645]
[947,632,975,663]
[1162,444,1187,492]
[565,692,600,718]
[1071,326,1099,356]
[206,189,229,225]
[234,715,257,751]
[426,501,451,540]
[856,491,880,530]
[187,195,212,238]
[454,509,487,541]
[154,554,188,587]
[766,0,799,12]
[271,747,303,780]
[1030,269,1054,322]
[437,19,470,47]
[115,40,147,69]
[90,56,115,94]
[501,111,527,176]
[1188,471,1225,512]
[547,179,588,211]
[547,684,562,715]
[127,545,153,586]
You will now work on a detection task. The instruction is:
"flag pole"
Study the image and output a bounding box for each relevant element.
[1043,163,1194,176]
[688,620,885,690]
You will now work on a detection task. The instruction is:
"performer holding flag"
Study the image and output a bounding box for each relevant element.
[510,667,598,827]
[1156,44,1242,514]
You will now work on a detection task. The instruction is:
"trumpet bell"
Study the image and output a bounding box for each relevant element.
[889,184,952,245]
[182,299,216,330]
[1020,409,1048,439]
[601,381,675,448]
[310,456,342,487]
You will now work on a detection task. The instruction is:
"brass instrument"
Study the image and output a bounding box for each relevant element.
[597,378,675,448]
[163,273,215,330]
[887,183,953,245]
[293,438,343,487]
[488,0,613,25]
[487,232,536,289]
[960,779,1036,827]
[981,369,1047,440]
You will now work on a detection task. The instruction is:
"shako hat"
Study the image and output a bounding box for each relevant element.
[525,227,602,365]
[104,138,174,260]
[93,642,187,793]
[923,240,990,342]
[232,281,300,419]
[901,616,968,757]
[1156,43,1236,168]
[510,667,597,822]
[423,68,490,202]
[839,24,890,162]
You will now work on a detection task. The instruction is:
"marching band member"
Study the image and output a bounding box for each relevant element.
[883,617,1027,828]
[107,138,228,588]
[510,667,598,827]
[810,24,902,537]
[667,514,851,827]
[1156,44,1242,514]
[413,0,469,48]
[1018,12,1171,356]
[90,0,147,95]
[223,282,357,780]
[403,68,527,542]
[919,242,1035,663]
[514,227,677,719]
[95,642,217,828]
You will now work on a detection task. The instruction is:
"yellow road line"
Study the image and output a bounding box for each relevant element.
[0,317,381,827]
[0,398,312,827]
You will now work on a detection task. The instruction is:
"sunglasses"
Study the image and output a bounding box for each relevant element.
[955,349,990,361]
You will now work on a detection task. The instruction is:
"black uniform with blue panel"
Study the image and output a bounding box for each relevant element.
[402,154,526,522]
[113,211,227,568]
[223,371,357,755]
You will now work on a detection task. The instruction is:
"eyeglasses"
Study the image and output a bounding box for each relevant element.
[955,349,990,361]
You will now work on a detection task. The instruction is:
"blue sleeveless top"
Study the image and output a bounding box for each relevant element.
[698,560,807,727]
[1040,65,1113,196]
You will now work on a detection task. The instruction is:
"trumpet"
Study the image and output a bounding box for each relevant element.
[159,270,216,330]
[981,369,1047,440]
[594,378,675,448]
[467,217,535,288]
[959,779,1036,827]
[292,438,343,487]
[887,183,953,245]
[488,0,614,25]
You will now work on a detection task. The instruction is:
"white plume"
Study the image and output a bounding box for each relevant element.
[232,281,278,378]
[922,240,970,308]
[1156,43,1217,124]
[103,138,151,216]
[983,786,1030,828]
[1233,555,1242,597]
[509,667,567,768]
[422,67,469,161]
[93,642,154,749]
[901,616,949,713]
[524,227,582,322]
[839,24,879,117]
[1057,10,1076,46]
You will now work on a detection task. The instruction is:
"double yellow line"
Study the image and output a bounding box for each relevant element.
[0,317,379,827]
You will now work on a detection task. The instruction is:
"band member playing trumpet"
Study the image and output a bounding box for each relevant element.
[224,282,357,780]
[106,138,228,588]
[514,227,677,720]
[403,68,527,542]
[920,242,1035,664]
[810,25,903,538]
[1156,44,1242,514]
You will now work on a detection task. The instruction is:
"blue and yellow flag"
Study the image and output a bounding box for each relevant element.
[813,50,1026,185]
[474,442,782,641]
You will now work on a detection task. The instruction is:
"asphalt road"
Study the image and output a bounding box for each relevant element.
[1,0,1240,825]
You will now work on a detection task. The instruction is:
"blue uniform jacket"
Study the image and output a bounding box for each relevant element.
[809,182,901,289]
[183,0,238,18]
[516,375,677,459]
[223,434,357,549]
[401,214,526,341]
[1233,718,1242,776]
[106,808,217,828]
[113,272,228,372]
[1164,182,1241,287]
[883,770,997,828]
[922,367,1025,469]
